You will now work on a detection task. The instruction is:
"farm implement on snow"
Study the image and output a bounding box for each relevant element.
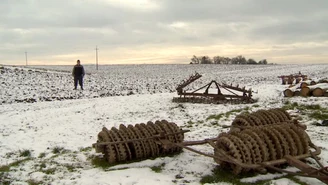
[92,108,328,184]
[278,72,308,85]
[172,72,255,104]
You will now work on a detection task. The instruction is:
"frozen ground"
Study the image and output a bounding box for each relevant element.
[1,64,327,104]
[1,64,328,185]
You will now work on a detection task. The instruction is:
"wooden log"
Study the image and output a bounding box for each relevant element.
[312,83,328,96]
[301,83,328,97]
[294,90,301,96]
[300,87,311,97]
[300,80,316,88]
[300,82,309,88]
[318,79,328,83]
[283,84,301,97]
[324,91,328,97]
[283,89,294,97]
[312,88,324,97]
[310,81,317,85]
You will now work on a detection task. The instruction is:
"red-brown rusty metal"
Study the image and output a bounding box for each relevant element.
[173,72,254,104]
[278,71,308,85]
[171,137,327,184]
[261,152,328,184]
[93,109,328,184]
[93,120,187,164]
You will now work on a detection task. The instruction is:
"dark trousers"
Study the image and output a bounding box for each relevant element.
[74,76,83,89]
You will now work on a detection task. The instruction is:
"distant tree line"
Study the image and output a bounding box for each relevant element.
[190,55,269,65]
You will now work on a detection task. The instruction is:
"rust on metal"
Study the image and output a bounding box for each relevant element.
[278,71,308,85]
[173,72,255,104]
[93,108,328,184]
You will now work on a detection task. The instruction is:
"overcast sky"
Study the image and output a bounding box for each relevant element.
[1,0,328,65]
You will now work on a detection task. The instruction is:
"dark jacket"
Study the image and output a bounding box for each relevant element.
[72,65,85,77]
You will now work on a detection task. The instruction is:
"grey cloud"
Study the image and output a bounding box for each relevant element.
[248,18,328,43]
[158,0,328,22]
[1,0,159,30]
[0,0,327,64]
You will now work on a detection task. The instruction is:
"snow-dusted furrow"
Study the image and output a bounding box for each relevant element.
[2,64,328,105]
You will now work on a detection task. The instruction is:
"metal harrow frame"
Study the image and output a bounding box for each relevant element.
[93,109,328,184]
[93,128,327,184]
[174,137,327,184]
[173,72,255,104]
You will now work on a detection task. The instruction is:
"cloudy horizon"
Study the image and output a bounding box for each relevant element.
[1,0,328,65]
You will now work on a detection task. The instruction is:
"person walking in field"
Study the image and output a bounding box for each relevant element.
[72,60,85,90]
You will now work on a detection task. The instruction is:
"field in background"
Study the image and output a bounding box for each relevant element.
[1,64,328,104]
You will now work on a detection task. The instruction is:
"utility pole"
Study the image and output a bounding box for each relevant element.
[95,46,98,70]
[25,51,28,66]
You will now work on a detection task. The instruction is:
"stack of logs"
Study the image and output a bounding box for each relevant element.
[283,80,328,97]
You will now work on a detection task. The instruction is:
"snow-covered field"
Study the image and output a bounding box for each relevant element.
[1,64,328,185]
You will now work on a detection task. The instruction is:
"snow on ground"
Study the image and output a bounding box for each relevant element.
[1,64,328,185]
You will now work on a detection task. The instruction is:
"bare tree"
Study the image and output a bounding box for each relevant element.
[200,56,213,64]
[192,55,268,65]
[190,55,200,64]
[247,58,257,64]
